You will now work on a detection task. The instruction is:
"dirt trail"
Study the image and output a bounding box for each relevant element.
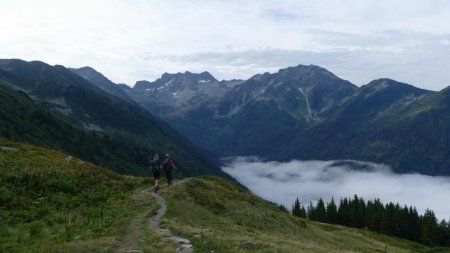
[115,188,193,253]
[150,192,194,253]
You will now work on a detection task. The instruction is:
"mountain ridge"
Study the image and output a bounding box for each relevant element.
[68,61,450,175]
[0,59,226,177]
[69,66,137,104]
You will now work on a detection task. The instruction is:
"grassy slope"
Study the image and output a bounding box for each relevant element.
[1,138,446,252]
[0,79,224,178]
[0,137,175,252]
[162,177,437,253]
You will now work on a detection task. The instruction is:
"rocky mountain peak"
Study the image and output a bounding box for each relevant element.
[276,64,340,82]
[159,71,217,84]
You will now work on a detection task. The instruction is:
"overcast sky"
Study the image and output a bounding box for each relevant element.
[1,0,450,90]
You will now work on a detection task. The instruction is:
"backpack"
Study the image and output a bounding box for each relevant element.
[169,159,176,169]
[150,159,160,172]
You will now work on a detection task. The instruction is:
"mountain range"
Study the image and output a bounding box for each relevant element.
[0,59,226,177]
[75,63,450,176]
[1,59,449,176]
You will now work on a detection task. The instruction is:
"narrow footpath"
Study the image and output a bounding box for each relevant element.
[150,192,194,253]
[115,187,194,253]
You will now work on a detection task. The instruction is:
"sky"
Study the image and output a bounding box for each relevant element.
[1,0,450,90]
[222,157,450,220]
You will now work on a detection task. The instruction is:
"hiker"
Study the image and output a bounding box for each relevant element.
[150,154,161,192]
[162,153,177,186]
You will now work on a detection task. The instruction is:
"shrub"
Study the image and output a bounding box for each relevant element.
[29,221,44,237]
[0,186,13,206]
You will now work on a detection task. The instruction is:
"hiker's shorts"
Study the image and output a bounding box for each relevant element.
[153,169,161,180]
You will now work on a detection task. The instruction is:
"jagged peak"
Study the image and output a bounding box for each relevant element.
[133,80,153,89]
[159,70,217,82]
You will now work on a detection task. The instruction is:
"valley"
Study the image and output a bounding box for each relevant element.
[3,1,450,252]
[1,59,450,251]
[73,63,450,176]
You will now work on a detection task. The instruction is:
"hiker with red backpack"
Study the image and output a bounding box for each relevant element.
[162,154,177,186]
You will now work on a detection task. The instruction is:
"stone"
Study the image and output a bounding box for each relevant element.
[0,146,17,152]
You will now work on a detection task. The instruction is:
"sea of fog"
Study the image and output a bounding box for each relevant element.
[222,157,450,219]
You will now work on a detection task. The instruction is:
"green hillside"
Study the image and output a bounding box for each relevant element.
[0,137,131,251]
[0,60,225,178]
[161,177,440,253]
[0,137,182,252]
[1,139,446,252]
[274,81,450,175]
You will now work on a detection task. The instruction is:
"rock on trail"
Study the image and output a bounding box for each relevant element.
[150,192,194,253]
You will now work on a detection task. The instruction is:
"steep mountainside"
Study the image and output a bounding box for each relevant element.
[217,65,358,120]
[69,66,136,104]
[272,79,450,175]
[0,59,225,177]
[124,71,242,117]
[167,65,359,157]
[72,63,448,175]
[129,66,448,175]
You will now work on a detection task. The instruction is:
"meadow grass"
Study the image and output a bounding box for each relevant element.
[161,176,434,253]
[0,137,174,252]
[1,137,448,253]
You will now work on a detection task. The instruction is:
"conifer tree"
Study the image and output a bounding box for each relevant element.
[292,197,307,218]
[290,196,449,246]
[300,205,307,218]
[292,197,301,216]
[326,198,338,224]
[337,198,351,226]
[408,207,421,242]
[278,204,288,213]
[315,198,327,222]
[421,209,439,246]
[307,201,316,220]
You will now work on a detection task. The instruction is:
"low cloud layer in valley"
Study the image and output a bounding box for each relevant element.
[222,157,450,219]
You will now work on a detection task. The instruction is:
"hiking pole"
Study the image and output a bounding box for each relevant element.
[173,168,178,185]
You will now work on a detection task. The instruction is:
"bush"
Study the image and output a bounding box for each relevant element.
[29,221,44,237]
[54,180,77,194]
[0,186,13,206]
[0,225,12,237]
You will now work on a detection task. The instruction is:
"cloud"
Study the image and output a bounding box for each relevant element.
[222,157,450,219]
[1,0,450,90]
[146,32,450,90]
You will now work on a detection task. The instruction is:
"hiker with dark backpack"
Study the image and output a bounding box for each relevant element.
[162,153,177,186]
[150,154,161,192]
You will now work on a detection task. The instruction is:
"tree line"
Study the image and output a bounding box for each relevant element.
[290,195,450,247]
